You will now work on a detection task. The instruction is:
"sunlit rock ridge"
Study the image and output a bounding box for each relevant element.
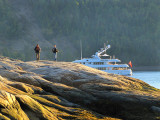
[0,56,159,120]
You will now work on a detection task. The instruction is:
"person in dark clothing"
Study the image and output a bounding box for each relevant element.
[34,44,41,61]
[52,45,58,61]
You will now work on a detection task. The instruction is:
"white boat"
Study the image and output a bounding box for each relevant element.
[73,44,132,76]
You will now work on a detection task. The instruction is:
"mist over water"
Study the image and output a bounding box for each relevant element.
[131,71,160,89]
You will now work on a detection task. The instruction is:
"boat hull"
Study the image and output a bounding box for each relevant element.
[104,69,132,76]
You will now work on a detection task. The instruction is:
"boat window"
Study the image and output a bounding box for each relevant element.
[93,62,104,65]
[96,67,106,70]
[108,62,115,65]
[112,67,126,70]
[83,62,85,64]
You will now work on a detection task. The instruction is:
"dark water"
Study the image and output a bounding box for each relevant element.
[131,71,160,89]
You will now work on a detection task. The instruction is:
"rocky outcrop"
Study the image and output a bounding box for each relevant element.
[0,56,159,120]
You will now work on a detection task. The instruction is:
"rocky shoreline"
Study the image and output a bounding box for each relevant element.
[0,56,160,120]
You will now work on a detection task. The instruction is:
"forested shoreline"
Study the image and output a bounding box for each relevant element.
[0,0,160,66]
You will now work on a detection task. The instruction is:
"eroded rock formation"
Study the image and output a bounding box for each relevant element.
[0,56,159,120]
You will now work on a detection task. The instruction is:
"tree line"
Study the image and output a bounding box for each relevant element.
[0,0,160,66]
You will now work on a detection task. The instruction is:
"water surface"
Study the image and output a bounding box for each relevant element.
[131,71,160,89]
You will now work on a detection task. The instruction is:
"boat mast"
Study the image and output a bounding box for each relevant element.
[80,40,82,60]
[104,43,106,48]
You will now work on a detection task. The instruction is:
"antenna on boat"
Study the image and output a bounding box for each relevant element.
[80,40,83,60]
[104,43,106,48]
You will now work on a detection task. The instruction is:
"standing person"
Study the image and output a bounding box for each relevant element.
[34,44,41,61]
[52,45,58,61]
